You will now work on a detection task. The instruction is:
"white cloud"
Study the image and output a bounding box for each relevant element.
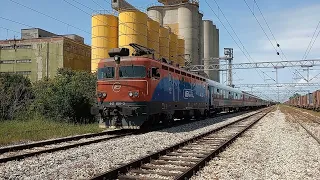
[258,4,320,56]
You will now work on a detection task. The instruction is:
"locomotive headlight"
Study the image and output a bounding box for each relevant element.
[128,92,133,97]
[114,55,121,64]
[133,91,139,97]
[98,92,107,99]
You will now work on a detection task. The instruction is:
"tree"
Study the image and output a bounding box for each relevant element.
[0,73,33,120]
[32,68,97,123]
[289,93,301,99]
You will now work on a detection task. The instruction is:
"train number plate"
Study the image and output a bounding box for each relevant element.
[109,102,126,106]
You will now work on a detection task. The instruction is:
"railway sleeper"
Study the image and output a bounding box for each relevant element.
[118,174,169,180]
[159,156,200,162]
[151,160,195,167]
[141,165,189,172]
[129,169,181,177]
[167,152,207,158]
[175,149,210,155]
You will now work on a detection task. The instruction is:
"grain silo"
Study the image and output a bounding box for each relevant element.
[169,32,178,64]
[147,1,201,66]
[91,14,118,72]
[203,20,214,80]
[147,7,163,25]
[213,27,220,82]
[177,38,185,67]
[147,19,160,59]
[159,26,170,59]
[119,10,148,56]
[199,13,204,65]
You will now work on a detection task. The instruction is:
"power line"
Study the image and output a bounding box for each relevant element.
[0,26,20,34]
[205,0,274,101]
[0,19,105,60]
[7,0,118,47]
[254,0,288,60]
[3,0,135,58]
[243,0,308,82]
[243,0,282,60]
[212,0,277,84]
[64,0,161,55]
[303,21,320,60]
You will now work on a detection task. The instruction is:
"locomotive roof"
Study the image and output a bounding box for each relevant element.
[206,79,243,94]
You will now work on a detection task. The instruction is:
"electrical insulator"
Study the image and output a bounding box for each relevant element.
[277,44,280,47]
[277,52,280,55]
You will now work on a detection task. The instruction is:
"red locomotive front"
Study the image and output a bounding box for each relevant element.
[91,47,162,129]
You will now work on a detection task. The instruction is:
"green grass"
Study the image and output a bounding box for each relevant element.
[0,116,103,146]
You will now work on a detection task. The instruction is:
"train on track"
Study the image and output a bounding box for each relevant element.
[91,44,272,129]
[284,90,320,111]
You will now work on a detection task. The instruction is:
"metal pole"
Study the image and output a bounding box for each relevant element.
[307,67,310,82]
[228,59,232,86]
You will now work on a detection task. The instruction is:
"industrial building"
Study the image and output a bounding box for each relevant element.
[0,28,91,81]
[91,0,220,82]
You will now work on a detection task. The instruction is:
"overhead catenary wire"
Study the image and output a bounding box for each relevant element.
[211,0,304,102]
[64,0,162,56]
[205,0,274,101]
[3,0,151,61]
[254,0,288,60]
[243,0,309,83]
[303,21,320,60]
[212,0,276,84]
[0,16,108,60]
[243,0,283,60]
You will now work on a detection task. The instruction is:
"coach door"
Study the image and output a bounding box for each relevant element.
[208,86,213,107]
[169,73,177,102]
[174,77,179,102]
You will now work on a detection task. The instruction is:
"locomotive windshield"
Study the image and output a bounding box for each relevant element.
[119,66,146,78]
[97,67,115,79]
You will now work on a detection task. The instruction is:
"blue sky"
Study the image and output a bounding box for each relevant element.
[1,0,320,101]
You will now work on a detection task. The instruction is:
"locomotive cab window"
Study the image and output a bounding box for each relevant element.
[151,67,160,78]
[98,67,115,79]
[119,66,146,78]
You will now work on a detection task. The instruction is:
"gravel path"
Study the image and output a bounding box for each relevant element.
[0,111,258,179]
[0,134,115,159]
[191,107,320,180]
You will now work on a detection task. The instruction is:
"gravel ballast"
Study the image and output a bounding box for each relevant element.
[0,111,258,179]
[191,108,320,180]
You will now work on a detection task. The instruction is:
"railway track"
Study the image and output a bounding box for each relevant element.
[0,109,257,164]
[286,107,320,145]
[91,107,273,180]
[0,130,133,163]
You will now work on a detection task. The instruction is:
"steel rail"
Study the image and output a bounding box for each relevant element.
[286,107,320,145]
[0,109,257,164]
[90,107,273,180]
[0,133,131,163]
[296,120,320,145]
[0,129,127,154]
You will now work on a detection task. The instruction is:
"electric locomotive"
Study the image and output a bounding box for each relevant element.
[91,44,270,129]
[91,44,208,129]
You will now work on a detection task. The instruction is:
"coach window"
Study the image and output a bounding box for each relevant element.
[119,66,146,78]
[98,67,114,79]
[151,67,160,78]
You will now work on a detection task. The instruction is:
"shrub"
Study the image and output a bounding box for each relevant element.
[0,73,33,120]
[32,68,97,123]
